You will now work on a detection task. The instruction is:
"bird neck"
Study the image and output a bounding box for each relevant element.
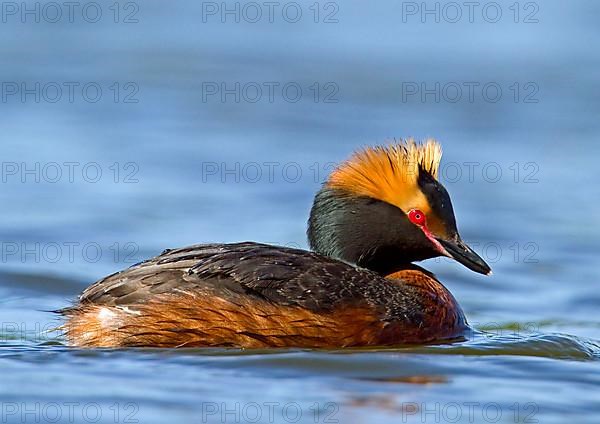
[307,187,439,275]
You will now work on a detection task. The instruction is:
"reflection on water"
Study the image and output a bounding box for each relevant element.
[1,0,600,422]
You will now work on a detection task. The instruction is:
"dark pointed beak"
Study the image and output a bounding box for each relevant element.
[436,237,492,275]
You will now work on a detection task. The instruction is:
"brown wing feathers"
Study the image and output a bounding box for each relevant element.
[62,243,465,347]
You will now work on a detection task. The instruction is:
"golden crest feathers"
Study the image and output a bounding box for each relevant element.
[326,138,442,212]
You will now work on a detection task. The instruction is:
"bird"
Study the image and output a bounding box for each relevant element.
[61,138,491,348]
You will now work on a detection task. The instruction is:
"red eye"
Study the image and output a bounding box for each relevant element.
[408,209,426,226]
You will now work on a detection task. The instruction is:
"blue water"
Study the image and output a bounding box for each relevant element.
[1,0,600,422]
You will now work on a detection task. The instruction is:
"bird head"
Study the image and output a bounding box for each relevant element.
[308,138,491,276]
